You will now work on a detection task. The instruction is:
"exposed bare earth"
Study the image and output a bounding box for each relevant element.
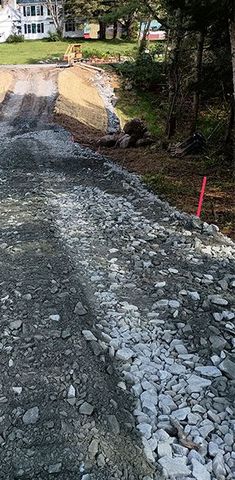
[55,66,108,132]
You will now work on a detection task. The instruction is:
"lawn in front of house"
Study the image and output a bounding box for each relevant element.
[0,39,137,64]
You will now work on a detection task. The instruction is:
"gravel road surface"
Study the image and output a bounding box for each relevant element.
[0,67,234,480]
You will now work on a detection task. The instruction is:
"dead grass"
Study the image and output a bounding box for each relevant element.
[55,66,108,131]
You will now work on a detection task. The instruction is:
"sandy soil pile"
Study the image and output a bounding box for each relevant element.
[55,66,108,132]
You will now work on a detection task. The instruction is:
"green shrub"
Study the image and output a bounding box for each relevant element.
[47,31,61,42]
[116,52,164,89]
[6,34,24,43]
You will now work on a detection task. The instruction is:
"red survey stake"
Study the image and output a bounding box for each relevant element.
[196,176,207,218]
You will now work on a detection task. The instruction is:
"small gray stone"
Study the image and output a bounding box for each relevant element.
[169,363,186,375]
[79,402,94,415]
[107,414,120,434]
[158,442,172,458]
[49,314,60,322]
[188,450,205,464]
[199,421,214,438]
[48,463,62,474]
[172,407,190,421]
[74,301,87,315]
[9,320,22,331]
[68,385,76,398]
[137,423,152,440]
[212,452,226,477]
[82,330,97,342]
[195,366,221,378]
[210,296,228,306]
[188,291,200,301]
[116,347,135,361]
[191,459,210,480]
[209,335,227,350]
[208,441,219,457]
[88,439,99,459]
[23,406,39,425]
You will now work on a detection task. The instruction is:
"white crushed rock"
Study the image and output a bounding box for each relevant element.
[49,177,235,480]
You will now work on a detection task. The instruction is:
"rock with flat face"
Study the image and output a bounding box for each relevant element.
[187,374,211,393]
[219,357,235,379]
[195,366,221,377]
[159,456,190,476]
[191,459,211,480]
[116,347,135,361]
[23,406,39,425]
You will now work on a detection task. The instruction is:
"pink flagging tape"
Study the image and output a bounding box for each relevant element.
[196,176,207,218]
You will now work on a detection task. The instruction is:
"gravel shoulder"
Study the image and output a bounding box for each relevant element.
[0,66,234,480]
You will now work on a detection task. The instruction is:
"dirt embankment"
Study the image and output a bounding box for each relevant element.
[0,72,13,102]
[55,66,108,132]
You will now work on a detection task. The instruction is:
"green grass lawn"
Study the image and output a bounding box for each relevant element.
[0,39,137,65]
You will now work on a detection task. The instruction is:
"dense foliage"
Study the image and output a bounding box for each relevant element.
[64,0,234,158]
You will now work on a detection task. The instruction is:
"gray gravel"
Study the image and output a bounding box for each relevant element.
[0,66,234,480]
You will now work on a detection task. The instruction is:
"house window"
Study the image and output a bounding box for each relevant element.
[65,20,75,32]
[26,6,30,16]
[47,7,51,16]
[28,24,31,33]
[31,6,36,16]
[32,23,36,33]
[36,5,40,15]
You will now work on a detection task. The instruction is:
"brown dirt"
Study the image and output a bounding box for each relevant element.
[55,66,108,131]
[54,113,235,240]
[0,71,13,102]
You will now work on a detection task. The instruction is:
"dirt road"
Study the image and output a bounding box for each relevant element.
[0,67,234,480]
[0,67,154,480]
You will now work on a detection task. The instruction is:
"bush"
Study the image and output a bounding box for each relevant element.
[47,31,61,42]
[116,52,164,90]
[6,34,24,43]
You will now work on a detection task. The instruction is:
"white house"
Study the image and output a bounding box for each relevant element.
[0,0,92,41]
[0,0,21,42]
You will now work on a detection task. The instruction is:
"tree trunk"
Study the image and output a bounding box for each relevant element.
[113,21,118,39]
[229,17,235,105]
[139,19,151,54]
[228,14,235,158]
[190,30,205,134]
[166,10,183,139]
[99,20,106,40]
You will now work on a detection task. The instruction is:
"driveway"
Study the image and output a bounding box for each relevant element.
[0,66,234,480]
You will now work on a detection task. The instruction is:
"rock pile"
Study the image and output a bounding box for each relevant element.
[99,118,153,149]
[51,163,235,480]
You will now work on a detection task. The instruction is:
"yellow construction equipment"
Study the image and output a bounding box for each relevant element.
[63,44,82,65]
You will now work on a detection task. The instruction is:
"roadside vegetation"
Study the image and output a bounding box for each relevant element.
[0,39,136,65]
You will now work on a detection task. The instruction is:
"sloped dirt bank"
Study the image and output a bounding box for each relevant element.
[55,66,108,132]
[0,71,13,102]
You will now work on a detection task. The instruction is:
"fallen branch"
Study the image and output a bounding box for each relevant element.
[170,417,200,450]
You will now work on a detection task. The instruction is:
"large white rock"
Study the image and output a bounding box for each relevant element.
[195,366,221,377]
[116,347,135,361]
[187,375,211,393]
[158,456,190,476]
[192,459,211,480]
